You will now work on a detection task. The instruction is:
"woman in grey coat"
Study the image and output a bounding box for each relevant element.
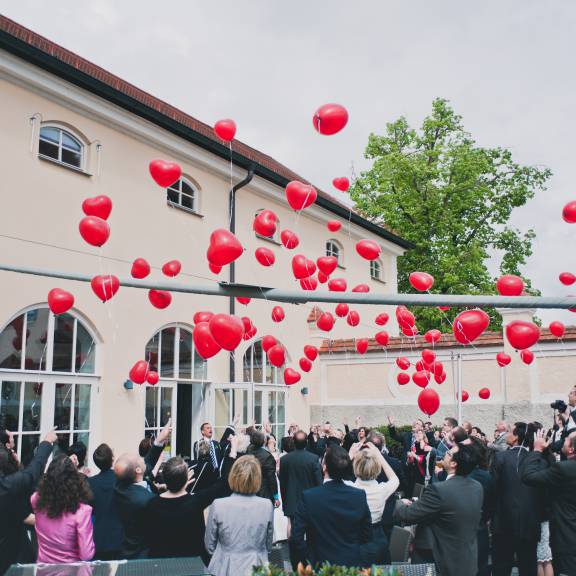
[205,455,274,576]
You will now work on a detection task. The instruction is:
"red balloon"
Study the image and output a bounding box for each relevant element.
[453,309,490,344]
[421,349,436,365]
[434,371,446,384]
[241,316,254,333]
[418,388,440,415]
[243,325,257,341]
[193,311,214,324]
[433,362,444,377]
[496,275,524,296]
[213,119,237,142]
[355,239,381,261]
[479,388,491,400]
[402,325,419,337]
[253,210,278,237]
[280,229,300,249]
[549,321,565,338]
[209,263,222,274]
[193,322,221,359]
[562,201,576,223]
[91,275,120,302]
[396,357,410,370]
[316,256,338,277]
[520,349,535,365]
[313,103,349,135]
[300,277,318,291]
[347,310,360,327]
[284,368,301,385]
[209,314,244,351]
[352,284,370,293]
[424,329,441,344]
[236,297,251,306]
[262,335,277,353]
[559,272,576,286]
[335,303,349,317]
[267,344,286,367]
[48,288,74,315]
[506,320,540,350]
[438,306,451,311]
[129,360,149,385]
[460,390,469,402]
[299,357,313,372]
[375,331,389,346]
[255,247,276,267]
[317,312,335,332]
[304,345,318,361]
[397,372,410,385]
[356,339,368,354]
[149,160,181,187]
[285,181,317,211]
[396,306,415,328]
[328,278,347,292]
[79,216,110,247]
[292,254,316,279]
[496,352,511,367]
[272,306,285,323]
[146,371,159,386]
[332,177,350,192]
[82,195,112,220]
[415,360,426,372]
[327,220,342,232]
[375,313,389,326]
[131,258,150,279]
[318,271,329,284]
[207,229,243,266]
[409,272,434,292]
[162,260,181,277]
[148,290,172,309]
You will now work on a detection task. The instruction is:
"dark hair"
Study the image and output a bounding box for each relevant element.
[293,431,308,450]
[283,436,295,453]
[93,444,113,472]
[200,422,210,432]
[139,437,152,458]
[250,430,266,449]
[324,446,351,481]
[452,426,468,444]
[513,422,536,451]
[468,436,489,470]
[163,457,189,492]
[444,417,458,428]
[471,427,482,436]
[67,442,87,468]
[0,446,20,477]
[36,456,92,518]
[452,443,479,476]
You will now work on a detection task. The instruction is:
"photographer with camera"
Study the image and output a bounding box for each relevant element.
[550,387,576,459]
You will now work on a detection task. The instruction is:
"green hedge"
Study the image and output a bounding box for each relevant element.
[375,425,412,460]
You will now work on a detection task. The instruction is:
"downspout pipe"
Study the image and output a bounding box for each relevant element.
[228,167,255,384]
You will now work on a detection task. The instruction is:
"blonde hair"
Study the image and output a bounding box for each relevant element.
[228,455,262,495]
[353,449,380,481]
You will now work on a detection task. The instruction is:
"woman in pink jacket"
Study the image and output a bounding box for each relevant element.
[31,455,95,563]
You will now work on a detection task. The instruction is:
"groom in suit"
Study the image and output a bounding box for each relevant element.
[193,422,222,473]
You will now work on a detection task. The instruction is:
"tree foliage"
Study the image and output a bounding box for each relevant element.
[350,99,551,332]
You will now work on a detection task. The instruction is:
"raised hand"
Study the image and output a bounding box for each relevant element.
[157,418,172,445]
[533,428,550,453]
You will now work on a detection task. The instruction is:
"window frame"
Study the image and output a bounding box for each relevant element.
[166,177,203,217]
[242,339,285,385]
[370,259,385,283]
[38,125,86,173]
[326,239,345,268]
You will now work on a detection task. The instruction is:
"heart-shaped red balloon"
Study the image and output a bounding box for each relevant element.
[193,322,222,359]
[267,344,286,367]
[356,339,368,354]
[375,313,389,326]
[146,371,159,386]
[375,331,389,346]
[496,275,524,296]
[402,325,419,337]
[562,200,576,223]
[409,272,434,292]
[327,220,342,232]
[236,297,251,306]
[316,312,335,332]
[316,256,338,277]
[148,290,172,309]
[79,216,110,247]
[396,306,415,328]
[82,195,112,220]
[91,275,120,302]
[478,388,491,400]
[255,247,276,267]
[415,360,427,372]
[332,177,350,192]
[505,320,540,350]
[241,317,256,341]
[262,335,277,353]
[272,306,285,323]
[131,258,151,279]
[48,288,74,315]
[421,348,436,365]
[549,321,565,338]
[292,254,316,279]
[396,357,410,370]
[418,388,440,415]
[284,368,301,385]
[433,362,444,378]
[280,229,300,250]
[209,314,244,351]
[496,352,511,367]
[194,311,214,324]
[352,284,370,293]
[317,271,328,284]
[162,260,182,277]
[328,278,347,292]
[355,239,381,261]
[299,357,313,372]
[559,272,576,285]
[304,345,318,361]
[453,309,490,344]
[335,303,349,317]
[214,119,237,142]
[460,390,469,402]
[209,263,222,274]
[435,371,447,384]
[520,349,535,365]
[347,310,360,327]
[207,229,243,266]
[313,103,349,135]
[397,372,410,386]
[243,325,257,341]
[285,181,317,211]
[149,160,181,187]
[300,276,318,291]
[129,360,149,385]
[424,329,441,344]
[253,210,278,237]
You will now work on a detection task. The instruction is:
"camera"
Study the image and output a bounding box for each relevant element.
[550,400,568,413]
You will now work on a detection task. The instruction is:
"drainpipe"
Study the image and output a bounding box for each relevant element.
[228,167,255,384]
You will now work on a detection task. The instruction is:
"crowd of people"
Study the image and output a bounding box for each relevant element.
[0,385,575,576]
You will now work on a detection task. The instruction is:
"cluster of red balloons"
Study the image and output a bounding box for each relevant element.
[129,360,158,386]
[192,313,248,359]
[79,195,112,247]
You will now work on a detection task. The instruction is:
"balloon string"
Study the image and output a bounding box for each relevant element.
[228,142,234,230]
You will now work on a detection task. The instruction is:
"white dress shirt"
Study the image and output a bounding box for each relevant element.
[354,477,400,523]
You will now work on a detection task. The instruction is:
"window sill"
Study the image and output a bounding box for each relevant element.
[167,201,205,218]
[337,263,346,271]
[371,277,386,285]
[256,234,282,246]
[38,154,92,176]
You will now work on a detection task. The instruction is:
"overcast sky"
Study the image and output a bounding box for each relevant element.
[2,0,575,323]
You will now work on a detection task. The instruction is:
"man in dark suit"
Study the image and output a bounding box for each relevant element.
[521,429,576,576]
[88,443,124,560]
[393,442,483,576]
[290,445,372,569]
[247,429,279,506]
[193,422,222,474]
[387,415,436,459]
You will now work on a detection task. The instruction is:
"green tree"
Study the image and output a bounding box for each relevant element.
[351,98,551,332]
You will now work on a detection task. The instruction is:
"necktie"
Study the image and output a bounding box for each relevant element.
[209,441,218,470]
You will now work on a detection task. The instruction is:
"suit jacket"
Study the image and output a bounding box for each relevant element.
[378,452,405,530]
[193,438,222,470]
[521,452,576,555]
[247,445,278,502]
[488,432,508,452]
[144,442,164,486]
[394,475,483,576]
[87,469,124,554]
[279,448,322,517]
[290,480,372,568]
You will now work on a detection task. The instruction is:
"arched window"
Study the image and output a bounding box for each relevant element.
[167,178,198,213]
[0,307,98,464]
[243,340,285,385]
[326,240,343,265]
[39,126,84,170]
[370,259,384,282]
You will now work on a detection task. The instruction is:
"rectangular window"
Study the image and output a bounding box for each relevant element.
[54,382,91,451]
[52,315,74,372]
